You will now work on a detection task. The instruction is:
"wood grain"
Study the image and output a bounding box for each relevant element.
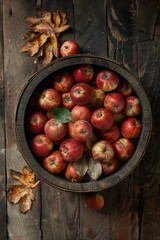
[0,0,7,238]
[3,1,41,239]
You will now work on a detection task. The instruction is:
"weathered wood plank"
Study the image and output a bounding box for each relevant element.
[0,0,7,239]
[3,1,41,239]
[137,42,160,240]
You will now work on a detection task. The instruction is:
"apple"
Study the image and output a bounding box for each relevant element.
[46,110,55,120]
[112,112,126,123]
[96,69,119,92]
[52,71,74,93]
[71,120,93,142]
[92,140,115,163]
[121,117,142,139]
[86,133,98,150]
[71,64,94,83]
[60,40,80,57]
[91,108,114,130]
[44,118,67,141]
[123,96,141,117]
[43,150,67,174]
[116,78,133,97]
[38,88,61,111]
[85,193,104,211]
[59,138,84,162]
[64,162,84,182]
[113,138,135,161]
[90,86,106,108]
[101,158,119,175]
[61,92,76,110]
[99,123,120,142]
[104,92,125,113]
[30,134,53,158]
[67,121,75,138]
[26,111,47,134]
[70,83,93,105]
[71,105,92,122]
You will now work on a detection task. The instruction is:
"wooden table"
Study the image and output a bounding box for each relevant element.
[1,0,160,239]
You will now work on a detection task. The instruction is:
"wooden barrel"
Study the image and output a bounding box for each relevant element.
[15,54,152,192]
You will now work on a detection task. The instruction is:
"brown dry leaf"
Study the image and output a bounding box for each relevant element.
[7,166,40,213]
[20,8,70,65]
[87,157,102,181]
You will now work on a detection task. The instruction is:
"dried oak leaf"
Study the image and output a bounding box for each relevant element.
[20,8,70,65]
[7,166,40,213]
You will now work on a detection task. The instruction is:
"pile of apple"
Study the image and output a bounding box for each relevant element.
[25,44,142,183]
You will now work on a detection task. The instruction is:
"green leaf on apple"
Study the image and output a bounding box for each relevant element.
[52,107,72,123]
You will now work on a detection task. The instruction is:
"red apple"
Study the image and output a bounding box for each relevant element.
[112,112,126,123]
[30,134,53,158]
[70,83,93,105]
[85,193,104,211]
[61,92,76,110]
[71,120,93,142]
[104,92,125,113]
[96,69,119,92]
[90,86,106,108]
[123,96,141,117]
[91,108,114,130]
[92,140,115,163]
[116,78,133,97]
[99,124,120,142]
[86,133,98,150]
[101,158,119,175]
[46,110,55,120]
[113,138,135,161]
[60,40,80,57]
[67,121,75,138]
[59,138,84,162]
[44,119,67,141]
[71,105,92,122]
[64,162,84,182]
[121,117,142,139]
[72,64,94,83]
[38,88,61,111]
[26,111,47,134]
[52,71,74,93]
[43,150,66,174]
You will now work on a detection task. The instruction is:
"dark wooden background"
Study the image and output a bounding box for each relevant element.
[0,0,160,239]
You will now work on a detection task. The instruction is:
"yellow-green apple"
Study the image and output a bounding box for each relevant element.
[52,71,74,93]
[59,138,84,162]
[123,96,141,117]
[71,105,92,122]
[96,69,119,92]
[43,150,66,174]
[85,193,104,211]
[99,123,120,142]
[71,64,94,83]
[64,162,84,182]
[116,78,133,97]
[113,138,135,161]
[26,111,47,134]
[90,86,106,108]
[104,92,125,113]
[92,140,115,163]
[38,88,61,111]
[60,40,80,57]
[71,120,93,142]
[70,83,93,105]
[101,158,119,175]
[30,134,53,158]
[121,117,142,139]
[44,119,67,141]
[61,92,76,110]
[91,108,114,130]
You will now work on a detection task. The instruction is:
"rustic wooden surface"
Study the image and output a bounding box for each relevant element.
[1,0,160,239]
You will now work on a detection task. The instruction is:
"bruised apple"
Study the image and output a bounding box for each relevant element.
[38,88,61,111]
[72,64,94,83]
[91,108,114,130]
[85,193,104,211]
[104,92,125,113]
[71,120,93,142]
[31,134,53,158]
[92,140,115,163]
[43,150,66,174]
[71,105,92,122]
[52,71,74,93]
[70,83,93,105]
[26,111,47,134]
[121,117,142,139]
[113,138,135,161]
[59,138,84,162]
[64,162,84,182]
[96,69,119,92]
[44,119,67,141]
